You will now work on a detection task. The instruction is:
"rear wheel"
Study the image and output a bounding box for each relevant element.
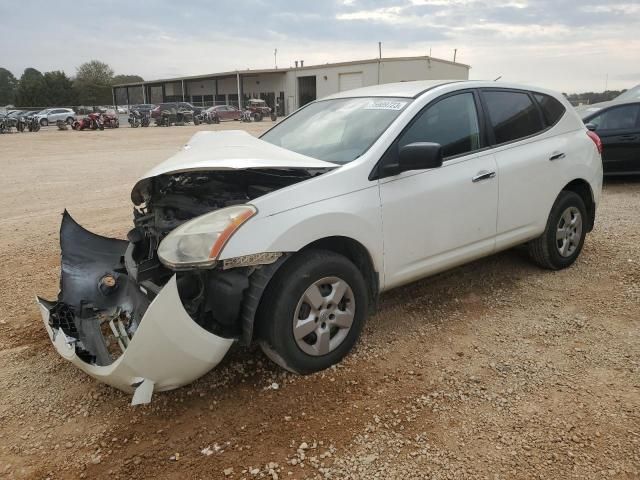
[40,118,48,127]
[257,250,368,374]
[528,190,588,270]
[66,117,74,125]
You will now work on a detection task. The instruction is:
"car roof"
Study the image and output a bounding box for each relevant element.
[323,80,562,100]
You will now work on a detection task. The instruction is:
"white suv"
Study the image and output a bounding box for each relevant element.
[35,108,76,126]
[38,80,603,403]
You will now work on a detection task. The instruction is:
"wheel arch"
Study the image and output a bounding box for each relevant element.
[561,178,596,231]
[240,235,380,346]
[300,236,380,314]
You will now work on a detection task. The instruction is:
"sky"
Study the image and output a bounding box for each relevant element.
[1,0,639,93]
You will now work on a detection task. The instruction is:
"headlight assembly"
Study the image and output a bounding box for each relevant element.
[157,205,257,269]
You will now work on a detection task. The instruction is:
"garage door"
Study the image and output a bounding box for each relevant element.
[339,72,363,92]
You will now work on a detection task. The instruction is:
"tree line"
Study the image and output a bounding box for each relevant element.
[0,60,143,108]
[563,90,626,106]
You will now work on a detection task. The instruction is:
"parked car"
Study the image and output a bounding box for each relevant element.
[244,98,277,121]
[152,102,202,126]
[129,104,156,115]
[35,108,76,126]
[204,104,242,123]
[37,80,602,403]
[151,102,202,122]
[580,99,640,175]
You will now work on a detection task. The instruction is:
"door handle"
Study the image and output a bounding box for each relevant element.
[619,135,636,141]
[472,170,496,183]
[549,152,566,161]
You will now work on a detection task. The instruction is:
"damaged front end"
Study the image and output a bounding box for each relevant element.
[37,212,234,405]
[38,131,334,403]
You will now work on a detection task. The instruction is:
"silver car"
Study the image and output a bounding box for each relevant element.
[35,108,76,126]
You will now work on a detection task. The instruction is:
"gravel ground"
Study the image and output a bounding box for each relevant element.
[0,124,638,480]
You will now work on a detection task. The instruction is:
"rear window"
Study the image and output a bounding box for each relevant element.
[534,93,565,126]
[483,90,545,144]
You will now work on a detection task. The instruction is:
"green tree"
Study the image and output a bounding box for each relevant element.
[15,68,47,107]
[74,60,114,105]
[44,71,77,106]
[113,74,144,85]
[0,68,17,105]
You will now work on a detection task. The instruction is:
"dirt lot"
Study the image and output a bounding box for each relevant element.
[0,123,638,480]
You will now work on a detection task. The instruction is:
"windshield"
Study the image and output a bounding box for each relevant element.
[261,97,410,164]
[615,85,640,101]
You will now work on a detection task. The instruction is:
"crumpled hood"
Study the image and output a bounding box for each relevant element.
[131,130,336,204]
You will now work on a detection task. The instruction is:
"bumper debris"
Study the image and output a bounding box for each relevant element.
[37,212,233,404]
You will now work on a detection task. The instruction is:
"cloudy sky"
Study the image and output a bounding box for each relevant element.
[2,0,639,93]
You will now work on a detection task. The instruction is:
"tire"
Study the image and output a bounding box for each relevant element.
[254,112,263,122]
[66,117,74,125]
[40,118,48,127]
[257,250,368,374]
[271,113,277,121]
[528,190,588,270]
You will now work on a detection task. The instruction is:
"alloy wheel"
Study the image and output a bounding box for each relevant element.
[556,206,582,257]
[293,276,355,356]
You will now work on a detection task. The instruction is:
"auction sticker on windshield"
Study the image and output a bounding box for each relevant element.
[364,100,408,110]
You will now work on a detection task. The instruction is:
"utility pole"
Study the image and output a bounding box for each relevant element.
[274,48,278,69]
[378,41,382,59]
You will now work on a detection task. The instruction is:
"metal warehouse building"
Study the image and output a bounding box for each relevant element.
[113,55,470,116]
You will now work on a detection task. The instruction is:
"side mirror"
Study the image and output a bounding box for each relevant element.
[398,142,443,172]
[585,123,597,132]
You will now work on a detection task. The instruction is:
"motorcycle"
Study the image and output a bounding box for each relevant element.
[128,109,150,128]
[72,113,104,131]
[156,107,197,126]
[202,110,219,124]
[240,109,253,123]
[26,114,41,132]
[101,111,120,128]
[0,114,9,133]
[0,113,19,133]
[14,113,27,132]
[175,108,195,126]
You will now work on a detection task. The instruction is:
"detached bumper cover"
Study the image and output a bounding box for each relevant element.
[37,212,233,404]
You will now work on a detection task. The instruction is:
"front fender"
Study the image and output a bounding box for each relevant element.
[220,185,385,280]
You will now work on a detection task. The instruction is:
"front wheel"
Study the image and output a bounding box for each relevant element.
[257,250,368,374]
[40,118,48,127]
[528,190,588,270]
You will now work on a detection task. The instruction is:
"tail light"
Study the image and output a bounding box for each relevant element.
[586,131,602,154]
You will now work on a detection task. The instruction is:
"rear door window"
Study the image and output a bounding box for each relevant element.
[483,90,545,144]
[534,93,565,126]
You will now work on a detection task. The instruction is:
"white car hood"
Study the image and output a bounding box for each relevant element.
[132,130,336,204]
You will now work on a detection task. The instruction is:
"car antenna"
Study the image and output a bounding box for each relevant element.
[494,75,502,81]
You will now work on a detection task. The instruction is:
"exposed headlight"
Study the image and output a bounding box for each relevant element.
[158,205,257,269]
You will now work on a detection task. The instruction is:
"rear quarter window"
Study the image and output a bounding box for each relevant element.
[534,93,565,126]
[483,90,545,144]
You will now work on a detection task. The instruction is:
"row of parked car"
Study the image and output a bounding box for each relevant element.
[1,98,277,131]
[128,99,278,126]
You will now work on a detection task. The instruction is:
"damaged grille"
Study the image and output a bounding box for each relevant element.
[49,302,77,338]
